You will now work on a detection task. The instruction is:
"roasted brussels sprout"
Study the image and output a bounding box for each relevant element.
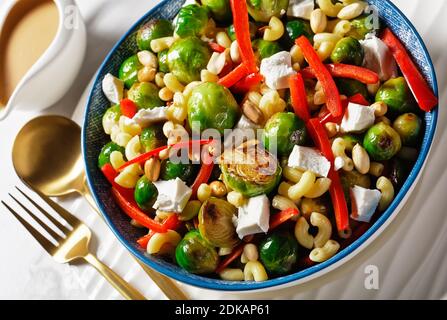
[348,15,377,40]
[282,19,314,49]
[340,170,371,200]
[336,78,369,99]
[102,104,121,131]
[128,82,163,110]
[160,160,196,184]
[202,0,231,22]
[227,22,257,41]
[247,0,289,22]
[259,232,298,275]
[375,77,416,114]
[331,37,364,66]
[140,124,166,152]
[388,158,412,188]
[187,82,240,134]
[158,49,170,73]
[198,198,240,248]
[393,113,422,146]
[137,19,173,51]
[174,4,209,38]
[253,39,283,60]
[134,176,158,211]
[180,200,202,221]
[98,142,125,168]
[220,140,282,197]
[167,37,211,84]
[263,112,307,156]
[175,230,219,274]
[363,122,402,161]
[118,54,143,89]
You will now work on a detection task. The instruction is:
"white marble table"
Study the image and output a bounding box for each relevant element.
[1,0,446,300]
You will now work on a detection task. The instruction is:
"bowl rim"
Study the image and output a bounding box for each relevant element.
[83,0,439,292]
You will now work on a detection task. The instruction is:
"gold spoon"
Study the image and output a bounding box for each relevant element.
[12,115,188,300]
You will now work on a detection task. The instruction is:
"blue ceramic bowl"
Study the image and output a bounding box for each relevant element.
[83,0,438,291]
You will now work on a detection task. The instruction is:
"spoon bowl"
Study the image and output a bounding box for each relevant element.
[12,115,85,197]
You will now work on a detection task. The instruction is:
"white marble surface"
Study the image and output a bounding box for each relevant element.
[1,0,447,300]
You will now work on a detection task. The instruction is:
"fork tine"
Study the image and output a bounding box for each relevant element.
[1,201,57,253]
[16,186,80,227]
[9,193,64,242]
[15,187,71,234]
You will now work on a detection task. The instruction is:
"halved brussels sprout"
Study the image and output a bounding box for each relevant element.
[259,232,298,275]
[393,113,422,146]
[140,124,166,152]
[247,0,289,22]
[202,0,231,22]
[263,112,307,156]
[375,77,416,114]
[220,140,282,197]
[174,4,209,38]
[253,39,283,60]
[160,160,197,184]
[282,19,314,49]
[102,104,121,133]
[98,142,125,168]
[331,37,364,66]
[348,15,378,40]
[167,37,211,84]
[175,230,219,274]
[134,176,158,211]
[363,122,402,161]
[336,78,369,99]
[198,197,240,248]
[227,22,257,41]
[158,49,170,73]
[187,82,240,134]
[119,55,143,89]
[128,82,164,110]
[137,19,174,51]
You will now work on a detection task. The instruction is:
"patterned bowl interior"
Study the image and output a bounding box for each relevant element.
[83,0,438,291]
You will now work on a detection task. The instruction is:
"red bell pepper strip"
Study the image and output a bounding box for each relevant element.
[218,63,249,88]
[306,118,350,236]
[231,73,264,94]
[209,42,226,53]
[137,231,154,249]
[215,243,244,274]
[319,98,349,125]
[137,214,181,249]
[289,73,310,122]
[296,36,343,118]
[190,144,216,199]
[301,64,379,84]
[118,139,213,172]
[348,93,370,106]
[381,28,438,112]
[229,0,257,73]
[120,98,138,118]
[111,187,172,233]
[269,208,300,230]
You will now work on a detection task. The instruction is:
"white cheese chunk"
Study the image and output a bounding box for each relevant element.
[361,34,398,81]
[153,178,192,213]
[260,51,296,90]
[288,145,331,177]
[334,156,345,171]
[235,195,270,239]
[102,73,124,104]
[350,185,381,223]
[133,107,168,128]
[340,102,375,133]
[287,0,314,20]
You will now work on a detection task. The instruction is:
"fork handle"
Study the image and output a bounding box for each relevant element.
[84,253,146,300]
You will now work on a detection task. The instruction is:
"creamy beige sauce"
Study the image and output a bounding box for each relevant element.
[0,0,59,106]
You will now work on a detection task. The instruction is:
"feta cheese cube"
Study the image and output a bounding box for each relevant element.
[350,185,382,223]
[287,0,314,20]
[340,102,375,133]
[334,156,345,171]
[361,34,398,81]
[102,73,124,104]
[288,145,331,177]
[235,195,270,239]
[153,178,192,213]
[260,51,296,90]
[133,107,168,128]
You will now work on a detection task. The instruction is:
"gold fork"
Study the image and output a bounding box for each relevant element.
[2,186,146,300]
